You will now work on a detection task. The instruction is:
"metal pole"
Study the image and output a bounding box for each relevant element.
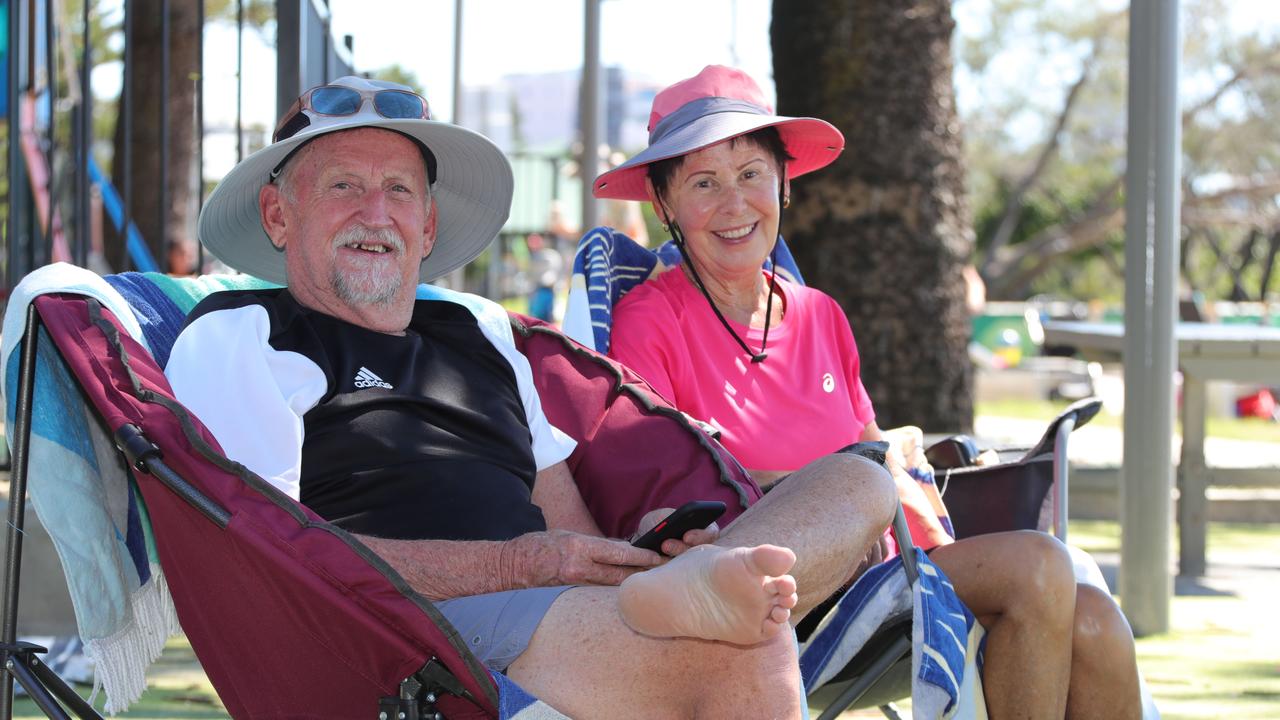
[77,0,92,268]
[42,0,54,267]
[235,0,243,160]
[6,0,25,288]
[122,0,133,272]
[441,0,465,290]
[276,0,300,120]
[1119,0,1179,637]
[160,0,170,271]
[197,0,206,272]
[451,0,462,125]
[580,0,601,234]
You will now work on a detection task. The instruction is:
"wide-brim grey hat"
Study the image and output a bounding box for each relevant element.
[198,76,513,285]
[593,65,844,201]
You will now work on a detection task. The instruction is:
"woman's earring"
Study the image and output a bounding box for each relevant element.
[782,196,791,209]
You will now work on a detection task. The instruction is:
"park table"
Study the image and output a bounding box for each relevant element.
[1042,320,1280,576]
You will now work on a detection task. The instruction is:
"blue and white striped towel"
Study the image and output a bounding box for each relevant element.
[563,225,805,353]
[801,548,986,719]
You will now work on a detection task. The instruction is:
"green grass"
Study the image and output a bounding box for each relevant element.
[10,638,223,719]
[977,397,1280,444]
[822,519,1280,718]
[16,523,1280,719]
[1072,519,1280,720]
[1070,518,1280,558]
[1137,599,1280,719]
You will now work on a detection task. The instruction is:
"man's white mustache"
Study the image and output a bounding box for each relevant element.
[333,225,406,254]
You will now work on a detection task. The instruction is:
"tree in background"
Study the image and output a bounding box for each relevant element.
[772,0,975,432]
[106,0,200,273]
[369,63,424,94]
[960,0,1280,303]
[101,0,271,273]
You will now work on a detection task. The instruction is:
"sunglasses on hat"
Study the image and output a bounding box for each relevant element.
[271,83,438,183]
[273,85,431,143]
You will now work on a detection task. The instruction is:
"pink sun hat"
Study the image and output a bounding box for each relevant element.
[592,65,845,201]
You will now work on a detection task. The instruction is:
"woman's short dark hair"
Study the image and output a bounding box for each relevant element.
[647,126,795,205]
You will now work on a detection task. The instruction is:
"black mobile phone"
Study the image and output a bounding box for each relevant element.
[631,500,727,552]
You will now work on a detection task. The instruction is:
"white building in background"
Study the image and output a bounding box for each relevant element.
[459,67,663,156]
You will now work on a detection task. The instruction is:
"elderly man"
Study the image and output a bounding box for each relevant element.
[166,76,895,719]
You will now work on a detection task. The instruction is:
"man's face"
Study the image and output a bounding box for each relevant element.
[260,128,436,318]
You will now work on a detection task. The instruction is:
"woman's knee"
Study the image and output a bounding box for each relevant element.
[1012,531,1076,597]
[1073,583,1135,659]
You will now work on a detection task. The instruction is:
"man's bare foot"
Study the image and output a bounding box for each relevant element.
[617,544,798,645]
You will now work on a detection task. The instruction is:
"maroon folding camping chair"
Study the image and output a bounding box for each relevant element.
[0,269,768,719]
[2,292,506,719]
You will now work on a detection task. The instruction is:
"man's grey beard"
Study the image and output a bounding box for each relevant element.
[331,225,407,307]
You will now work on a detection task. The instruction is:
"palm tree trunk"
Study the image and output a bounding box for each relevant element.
[108,0,200,273]
[772,0,975,432]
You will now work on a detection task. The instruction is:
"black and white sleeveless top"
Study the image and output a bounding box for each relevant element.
[166,288,576,542]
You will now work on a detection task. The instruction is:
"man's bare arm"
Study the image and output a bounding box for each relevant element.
[531,461,605,537]
[358,530,661,601]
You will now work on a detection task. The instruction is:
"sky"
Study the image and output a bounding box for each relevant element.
[325,0,775,122]
[141,0,1277,177]
[189,0,774,176]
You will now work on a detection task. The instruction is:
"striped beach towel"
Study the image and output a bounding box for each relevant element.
[801,549,986,718]
[563,225,804,353]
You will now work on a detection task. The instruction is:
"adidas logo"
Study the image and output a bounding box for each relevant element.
[353,367,393,390]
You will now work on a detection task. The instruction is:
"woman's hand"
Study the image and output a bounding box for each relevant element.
[880,425,929,474]
[748,468,790,490]
[633,507,721,557]
[852,532,891,579]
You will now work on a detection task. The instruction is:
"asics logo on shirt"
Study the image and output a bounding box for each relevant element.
[822,373,835,393]
[354,367,393,390]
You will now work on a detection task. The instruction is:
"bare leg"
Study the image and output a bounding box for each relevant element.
[1066,584,1141,720]
[619,544,798,645]
[508,586,803,719]
[718,452,897,618]
[929,530,1077,719]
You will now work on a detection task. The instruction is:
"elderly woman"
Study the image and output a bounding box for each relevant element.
[600,65,1142,719]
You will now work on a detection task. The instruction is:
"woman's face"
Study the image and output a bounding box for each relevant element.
[650,138,786,283]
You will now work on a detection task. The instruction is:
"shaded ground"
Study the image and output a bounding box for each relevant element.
[10,521,1276,719]
[6,399,1277,718]
[1081,520,1280,720]
[828,520,1280,719]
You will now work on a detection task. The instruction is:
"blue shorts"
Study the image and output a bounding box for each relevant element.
[435,586,574,672]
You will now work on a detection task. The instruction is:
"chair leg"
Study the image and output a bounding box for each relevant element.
[1,306,42,719]
[1,640,103,720]
[815,634,912,720]
[878,702,905,720]
[0,308,101,720]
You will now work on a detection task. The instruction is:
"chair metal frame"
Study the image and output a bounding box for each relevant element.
[1,306,104,720]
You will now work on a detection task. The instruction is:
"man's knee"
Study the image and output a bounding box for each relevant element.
[695,630,802,708]
[810,452,897,523]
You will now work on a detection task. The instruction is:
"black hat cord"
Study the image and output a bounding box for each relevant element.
[664,179,787,364]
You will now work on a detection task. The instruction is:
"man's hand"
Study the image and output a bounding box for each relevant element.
[502,530,664,587]
[633,507,721,557]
